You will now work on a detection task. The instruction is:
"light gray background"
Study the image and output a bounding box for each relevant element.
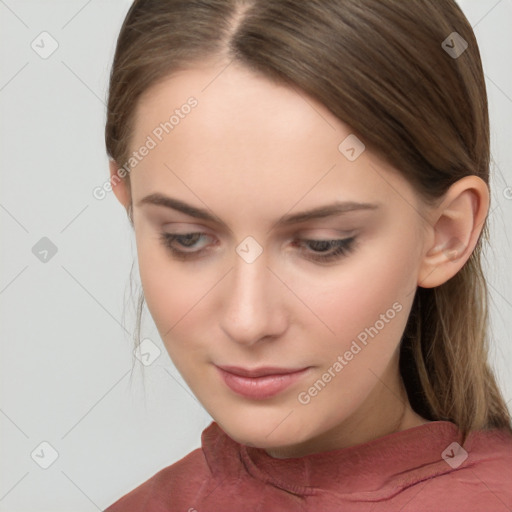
[0,1,511,510]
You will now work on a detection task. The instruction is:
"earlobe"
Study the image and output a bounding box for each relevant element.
[417,176,489,289]
[109,160,132,210]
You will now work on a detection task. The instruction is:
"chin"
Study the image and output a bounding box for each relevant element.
[214,410,313,451]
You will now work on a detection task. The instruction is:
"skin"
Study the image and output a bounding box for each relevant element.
[110,59,489,459]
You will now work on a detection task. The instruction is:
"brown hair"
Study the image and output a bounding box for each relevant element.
[105,0,512,440]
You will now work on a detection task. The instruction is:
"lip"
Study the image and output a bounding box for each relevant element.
[215,365,311,400]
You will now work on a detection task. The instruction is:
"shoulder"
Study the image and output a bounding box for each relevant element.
[406,427,512,512]
[103,445,207,512]
[103,421,233,512]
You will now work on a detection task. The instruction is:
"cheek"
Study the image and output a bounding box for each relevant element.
[136,235,204,340]
[135,232,229,374]
[288,235,418,357]
[290,245,415,425]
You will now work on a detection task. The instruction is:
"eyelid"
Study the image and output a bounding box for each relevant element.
[300,228,356,239]
[161,223,356,237]
[162,222,214,232]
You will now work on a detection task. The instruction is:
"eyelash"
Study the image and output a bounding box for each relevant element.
[158,232,357,263]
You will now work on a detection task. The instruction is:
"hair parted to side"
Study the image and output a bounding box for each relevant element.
[105,0,512,440]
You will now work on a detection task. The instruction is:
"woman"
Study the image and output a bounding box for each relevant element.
[104,0,512,510]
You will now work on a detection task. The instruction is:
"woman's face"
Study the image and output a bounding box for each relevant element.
[118,60,432,457]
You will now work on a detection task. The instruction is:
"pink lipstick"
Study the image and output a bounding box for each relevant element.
[216,365,310,400]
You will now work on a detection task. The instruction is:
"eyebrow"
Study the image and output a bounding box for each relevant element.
[137,193,380,230]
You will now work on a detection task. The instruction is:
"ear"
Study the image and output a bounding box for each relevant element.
[417,175,489,288]
[109,160,132,209]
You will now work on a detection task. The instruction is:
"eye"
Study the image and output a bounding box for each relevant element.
[293,237,357,263]
[159,232,214,260]
[159,232,357,263]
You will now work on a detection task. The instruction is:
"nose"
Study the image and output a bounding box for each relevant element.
[219,252,288,346]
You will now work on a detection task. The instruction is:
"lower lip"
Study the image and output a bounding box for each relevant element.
[216,367,310,400]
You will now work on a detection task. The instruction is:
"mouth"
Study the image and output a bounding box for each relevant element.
[215,364,311,400]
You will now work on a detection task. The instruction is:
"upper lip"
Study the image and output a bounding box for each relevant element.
[216,365,309,378]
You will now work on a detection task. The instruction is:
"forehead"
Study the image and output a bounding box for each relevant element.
[132,61,342,159]
[128,62,419,223]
